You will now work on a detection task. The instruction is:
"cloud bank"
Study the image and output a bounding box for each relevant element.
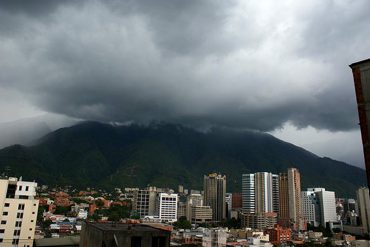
[0,0,370,131]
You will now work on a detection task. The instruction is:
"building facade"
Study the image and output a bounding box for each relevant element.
[314,188,337,227]
[350,59,370,186]
[357,187,370,234]
[279,168,305,230]
[0,177,39,247]
[242,172,279,214]
[157,193,178,223]
[203,173,226,221]
[133,187,157,218]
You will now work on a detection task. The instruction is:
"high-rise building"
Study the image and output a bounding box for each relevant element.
[301,190,319,227]
[314,188,337,227]
[242,172,279,214]
[279,168,305,230]
[157,193,178,223]
[242,174,255,213]
[350,59,370,185]
[279,172,289,226]
[133,187,157,218]
[185,193,203,220]
[357,187,370,234]
[0,177,39,247]
[203,173,226,221]
[302,188,336,227]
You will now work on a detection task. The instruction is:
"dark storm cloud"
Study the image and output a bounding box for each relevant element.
[0,0,369,131]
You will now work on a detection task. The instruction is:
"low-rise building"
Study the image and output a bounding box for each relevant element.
[79,222,171,247]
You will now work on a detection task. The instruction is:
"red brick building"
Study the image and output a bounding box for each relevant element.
[232,193,242,209]
[265,225,292,244]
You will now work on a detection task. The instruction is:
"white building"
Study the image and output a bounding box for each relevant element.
[157,193,178,223]
[203,228,228,247]
[305,188,337,227]
[77,209,88,220]
[301,190,319,227]
[0,177,39,247]
[242,172,279,214]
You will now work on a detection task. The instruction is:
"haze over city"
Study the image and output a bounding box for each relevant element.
[1,0,370,167]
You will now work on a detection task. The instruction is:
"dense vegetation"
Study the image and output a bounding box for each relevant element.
[0,121,366,197]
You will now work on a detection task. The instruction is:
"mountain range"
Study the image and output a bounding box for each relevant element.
[0,121,366,197]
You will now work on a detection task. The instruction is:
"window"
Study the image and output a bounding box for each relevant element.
[1,221,6,224]
[0,238,2,242]
[12,239,19,244]
[29,228,32,231]
[18,186,22,191]
[2,212,8,216]
[4,203,9,207]
[32,212,35,214]
[25,186,29,191]
[13,229,20,236]
[16,212,23,219]
[15,221,22,227]
[0,229,4,233]
[18,204,25,210]
[131,237,142,247]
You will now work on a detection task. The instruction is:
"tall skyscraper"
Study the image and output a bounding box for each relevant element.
[279,172,289,225]
[279,168,305,230]
[350,59,370,186]
[242,172,279,214]
[357,187,370,234]
[203,173,226,221]
[0,177,39,247]
[242,174,255,213]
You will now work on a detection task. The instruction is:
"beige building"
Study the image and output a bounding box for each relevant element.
[191,206,213,224]
[357,187,370,234]
[279,168,305,230]
[0,177,39,247]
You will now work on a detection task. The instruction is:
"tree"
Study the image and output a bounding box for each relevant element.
[95,199,104,208]
[174,216,192,229]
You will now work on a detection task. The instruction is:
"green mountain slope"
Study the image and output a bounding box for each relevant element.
[0,122,366,197]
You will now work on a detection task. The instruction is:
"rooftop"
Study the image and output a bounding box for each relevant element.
[349,58,370,68]
[86,221,171,233]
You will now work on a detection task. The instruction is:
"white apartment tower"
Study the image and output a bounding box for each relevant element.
[242,172,279,214]
[302,188,337,227]
[157,193,178,223]
[314,188,337,226]
[0,177,39,247]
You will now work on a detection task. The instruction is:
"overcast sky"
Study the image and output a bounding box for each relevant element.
[0,0,369,167]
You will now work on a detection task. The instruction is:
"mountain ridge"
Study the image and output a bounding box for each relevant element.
[0,121,366,197]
